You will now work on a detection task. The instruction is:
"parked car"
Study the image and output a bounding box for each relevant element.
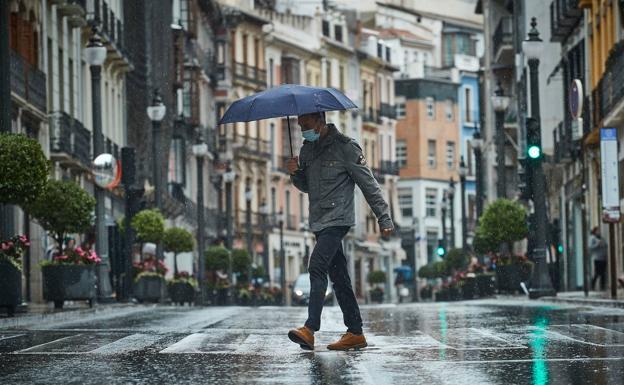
[291,273,333,306]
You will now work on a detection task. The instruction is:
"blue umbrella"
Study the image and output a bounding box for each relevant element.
[218,84,358,156]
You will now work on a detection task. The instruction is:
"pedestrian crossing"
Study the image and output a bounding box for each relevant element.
[2,323,624,356]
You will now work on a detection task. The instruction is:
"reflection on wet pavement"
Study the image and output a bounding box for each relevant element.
[0,299,623,384]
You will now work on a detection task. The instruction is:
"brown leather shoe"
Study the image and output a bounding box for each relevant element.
[288,326,315,350]
[327,332,367,351]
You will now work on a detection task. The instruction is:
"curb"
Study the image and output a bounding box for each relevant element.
[0,303,151,329]
[540,296,624,309]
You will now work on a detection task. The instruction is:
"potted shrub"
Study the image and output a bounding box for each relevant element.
[28,180,97,309]
[476,273,496,297]
[0,134,48,315]
[205,246,230,305]
[167,271,197,306]
[0,235,30,316]
[131,209,166,302]
[163,227,194,276]
[473,199,528,293]
[459,272,478,300]
[367,270,386,303]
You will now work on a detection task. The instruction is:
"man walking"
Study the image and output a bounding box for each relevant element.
[589,227,608,290]
[286,112,394,351]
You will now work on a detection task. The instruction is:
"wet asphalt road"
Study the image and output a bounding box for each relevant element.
[1,299,623,384]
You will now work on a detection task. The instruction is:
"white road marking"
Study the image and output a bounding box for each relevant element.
[159,333,209,353]
[0,334,26,341]
[89,333,162,354]
[13,335,78,354]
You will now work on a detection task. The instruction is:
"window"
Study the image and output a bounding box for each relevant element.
[446,141,455,170]
[446,99,453,121]
[271,187,277,215]
[334,24,343,42]
[398,188,413,218]
[396,102,406,119]
[425,188,437,217]
[426,97,435,119]
[286,190,291,219]
[339,65,345,90]
[322,20,330,37]
[427,139,436,168]
[396,140,407,167]
[269,58,274,87]
[169,137,185,184]
[299,193,305,223]
[465,87,472,123]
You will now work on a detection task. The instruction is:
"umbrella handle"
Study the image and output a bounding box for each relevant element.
[287,116,293,157]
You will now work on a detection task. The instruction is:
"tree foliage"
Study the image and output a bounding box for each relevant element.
[205,246,229,271]
[232,248,251,274]
[163,227,194,254]
[28,180,95,247]
[0,133,49,207]
[474,199,528,254]
[367,270,387,284]
[131,209,165,244]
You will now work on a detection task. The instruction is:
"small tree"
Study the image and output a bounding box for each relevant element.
[367,270,387,285]
[28,180,95,248]
[474,199,528,255]
[163,227,194,276]
[131,209,164,258]
[0,133,49,208]
[232,248,251,279]
[205,245,229,284]
[445,248,469,274]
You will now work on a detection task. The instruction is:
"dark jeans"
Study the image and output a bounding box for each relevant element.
[592,260,607,290]
[304,226,363,335]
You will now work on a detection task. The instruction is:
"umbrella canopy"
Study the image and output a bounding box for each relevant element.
[218,84,357,124]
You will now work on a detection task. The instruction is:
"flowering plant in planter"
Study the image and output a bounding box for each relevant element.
[41,246,101,266]
[167,271,198,288]
[0,235,30,271]
[133,256,168,282]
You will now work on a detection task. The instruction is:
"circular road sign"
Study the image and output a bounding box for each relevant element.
[569,79,583,119]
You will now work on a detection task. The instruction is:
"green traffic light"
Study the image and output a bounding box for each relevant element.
[436,247,445,256]
[557,244,563,253]
[528,145,541,159]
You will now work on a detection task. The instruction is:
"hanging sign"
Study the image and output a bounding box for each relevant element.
[600,128,621,223]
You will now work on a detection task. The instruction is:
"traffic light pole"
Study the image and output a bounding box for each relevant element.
[526,56,555,299]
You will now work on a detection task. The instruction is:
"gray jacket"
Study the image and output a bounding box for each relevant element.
[589,234,607,261]
[290,124,394,233]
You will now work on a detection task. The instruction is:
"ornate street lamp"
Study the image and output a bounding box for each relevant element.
[245,187,253,283]
[85,27,113,301]
[459,156,468,251]
[447,178,456,249]
[192,136,209,290]
[277,209,286,305]
[223,165,236,303]
[440,195,449,252]
[472,124,484,220]
[523,17,555,299]
[258,200,270,285]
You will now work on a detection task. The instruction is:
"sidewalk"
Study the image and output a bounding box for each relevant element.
[0,301,149,329]
[541,290,624,309]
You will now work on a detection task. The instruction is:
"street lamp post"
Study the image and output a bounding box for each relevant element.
[459,156,468,251]
[146,90,166,212]
[259,201,270,285]
[277,210,286,305]
[245,187,253,283]
[472,124,484,220]
[85,28,113,300]
[192,137,209,292]
[523,18,556,299]
[448,178,456,249]
[492,81,511,199]
[441,195,448,252]
[223,166,236,303]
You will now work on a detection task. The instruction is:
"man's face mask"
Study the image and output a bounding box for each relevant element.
[302,128,320,142]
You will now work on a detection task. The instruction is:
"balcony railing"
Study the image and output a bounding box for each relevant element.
[362,107,380,124]
[105,137,120,160]
[49,112,91,168]
[379,160,400,176]
[593,41,624,126]
[232,135,271,159]
[550,0,582,43]
[380,103,397,119]
[233,62,267,89]
[10,50,47,113]
[93,0,126,58]
[553,121,574,163]
[492,17,513,61]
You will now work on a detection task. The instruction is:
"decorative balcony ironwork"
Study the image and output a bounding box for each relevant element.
[10,50,47,113]
[492,17,513,63]
[93,0,127,60]
[362,107,380,124]
[232,135,272,159]
[550,0,582,43]
[49,112,91,169]
[593,41,624,126]
[233,62,267,89]
[379,160,400,176]
[380,103,397,119]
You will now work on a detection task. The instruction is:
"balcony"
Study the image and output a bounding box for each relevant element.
[10,50,47,114]
[380,103,397,119]
[552,121,574,163]
[232,135,271,159]
[550,0,582,43]
[362,108,380,125]
[57,0,87,28]
[49,112,91,170]
[492,17,513,64]
[593,41,624,127]
[380,160,400,176]
[232,62,267,90]
[92,0,129,65]
[105,137,120,160]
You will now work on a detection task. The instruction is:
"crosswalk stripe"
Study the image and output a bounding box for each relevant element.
[89,333,162,354]
[14,335,79,354]
[159,333,207,353]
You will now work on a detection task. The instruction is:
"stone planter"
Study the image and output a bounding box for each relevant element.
[0,262,22,316]
[133,275,165,303]
[168,281,195,305]
[370,290,384,303]
[42,264,96,309]
[476,274,496,297]
[435,288,449,302]
[460,277,478,300]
